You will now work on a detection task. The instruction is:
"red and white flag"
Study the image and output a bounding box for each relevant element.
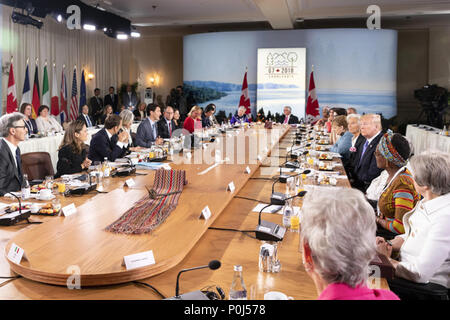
[6,59,18,113]
[31,60,40,118]
[305,69,320,124]
[238,68,251,116]
[50,63,59,117]
[69,66,78,121]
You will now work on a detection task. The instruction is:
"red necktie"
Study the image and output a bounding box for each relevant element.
[284,116,289,124]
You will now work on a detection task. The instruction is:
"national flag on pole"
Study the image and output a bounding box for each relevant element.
[69,66,78,121]
[21,61,31,104]
[79,69,86,111]
[32,61,41,118]
[51,63,59,117]
[60,67,68,123]
[6,58,18,113]
[42,62,50,107]
[238,68,251,116]
[305,69,320,124]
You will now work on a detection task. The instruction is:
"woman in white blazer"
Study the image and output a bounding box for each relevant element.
[36,105,63,134]
[376,150,450,291]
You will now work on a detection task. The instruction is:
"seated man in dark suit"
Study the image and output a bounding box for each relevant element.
[133,102,147,121]
[89,88,104,124]
[88,114,129,163]
[0,112,27,195]
[280,106,299,124]
[352,114,384,192]
[136,104,164,147]
[201,104,215,128]
[104,86,119,114]
[77,105,95,128]
[157,106,176,139]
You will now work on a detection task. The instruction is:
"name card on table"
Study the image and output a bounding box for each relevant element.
[227,181,236,193]
[122,250,156,270]
[62,203,77,217]
[7,243,27,264]
[199,206,212,220]
[125,178,135,187]
[257,155,262,162]
[245,166,251,174]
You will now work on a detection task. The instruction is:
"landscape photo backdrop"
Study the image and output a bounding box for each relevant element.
[183,28,397,120]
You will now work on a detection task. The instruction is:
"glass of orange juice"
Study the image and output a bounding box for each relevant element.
[290,214,300,233]
[57,182,66,194]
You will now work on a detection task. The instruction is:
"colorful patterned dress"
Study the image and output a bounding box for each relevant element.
[378,168,420,235]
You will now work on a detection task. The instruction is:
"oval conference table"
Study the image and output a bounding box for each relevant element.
[0,124,389,299]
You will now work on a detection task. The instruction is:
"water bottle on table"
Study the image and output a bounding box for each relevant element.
[229,265,247,300]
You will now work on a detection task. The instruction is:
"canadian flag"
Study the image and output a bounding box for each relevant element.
[51,63,59,117]
[238,69,251,115]
[6,59,18,113]
[305,69,320,124]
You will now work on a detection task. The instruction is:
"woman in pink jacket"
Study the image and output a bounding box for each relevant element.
[300,187,399,300]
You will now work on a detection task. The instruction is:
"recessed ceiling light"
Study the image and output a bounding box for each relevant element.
[83,24,96,31]
[116,33,128,40]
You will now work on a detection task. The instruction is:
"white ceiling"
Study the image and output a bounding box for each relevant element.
[83,0,450,29]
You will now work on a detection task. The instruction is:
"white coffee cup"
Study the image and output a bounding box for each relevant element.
[30,203,40,213]
[264,291,293,300]
[130,158,139,165]
[38,188,52,200]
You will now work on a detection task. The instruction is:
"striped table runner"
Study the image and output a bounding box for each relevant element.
[105,168,187,234]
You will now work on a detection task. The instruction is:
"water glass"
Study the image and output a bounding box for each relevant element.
[45,175,54,189]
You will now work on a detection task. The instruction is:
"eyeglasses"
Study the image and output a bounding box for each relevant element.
[13,126,27,129]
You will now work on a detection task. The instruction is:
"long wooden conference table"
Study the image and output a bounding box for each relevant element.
[0,124,388,300]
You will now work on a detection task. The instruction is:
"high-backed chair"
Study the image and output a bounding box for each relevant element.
[21,152,55,181]
[388,277,449,300]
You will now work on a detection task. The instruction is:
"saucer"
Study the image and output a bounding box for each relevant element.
[38,194,55,201]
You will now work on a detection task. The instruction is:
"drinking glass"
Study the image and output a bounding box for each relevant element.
[45,175,54,189]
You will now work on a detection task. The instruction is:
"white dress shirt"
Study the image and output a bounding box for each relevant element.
[396,192,450,288]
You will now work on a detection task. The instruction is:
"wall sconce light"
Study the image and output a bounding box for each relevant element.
[149,77,155,84]
[87,73,95,80]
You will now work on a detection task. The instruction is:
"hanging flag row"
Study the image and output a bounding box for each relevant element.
[6,57,88,123]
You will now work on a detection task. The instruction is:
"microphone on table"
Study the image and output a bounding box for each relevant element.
[255,190,308,242]
[283,150,309,172]
[165,260,222,300]
[1,192,41,225]
[272,169,310,203]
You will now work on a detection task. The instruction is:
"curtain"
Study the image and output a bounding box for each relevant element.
[1,4,133,113]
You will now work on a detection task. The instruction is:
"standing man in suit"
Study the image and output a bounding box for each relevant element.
[176,85,188,121]
[88,114,129,163]
[157,106,176,139]
[89,88,104,124]
[352,114,384,192]
[122,85,138,111]
[77,105,95,128]
[104,86,119,114]
[0,112,27,195]
[136,104,164,147]
[281,106,299,124]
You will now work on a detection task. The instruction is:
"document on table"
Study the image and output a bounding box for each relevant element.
[252,203,301,216]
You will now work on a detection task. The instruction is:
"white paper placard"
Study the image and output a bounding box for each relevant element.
[62,203,77,217]
[125,178,136,187]
[122,250,155,270]
[245,166,251,174]
[199,205,212,220]
[257,155,262,161]
[7,243,26,264]
[227,181,235,193]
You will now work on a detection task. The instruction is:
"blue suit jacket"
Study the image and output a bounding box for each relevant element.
[88,128,126,163]
[353,131,384,191]
[330,130,353,162]
[136,118,159,148]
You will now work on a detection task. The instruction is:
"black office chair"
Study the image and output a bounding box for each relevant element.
[388,277,449,300]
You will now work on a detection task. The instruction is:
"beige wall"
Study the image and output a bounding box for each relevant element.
[127,35,183,105]
[429,26,450,88]
[396,29,429,123]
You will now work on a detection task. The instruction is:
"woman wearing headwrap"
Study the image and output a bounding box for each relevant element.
[374,131,420,239]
